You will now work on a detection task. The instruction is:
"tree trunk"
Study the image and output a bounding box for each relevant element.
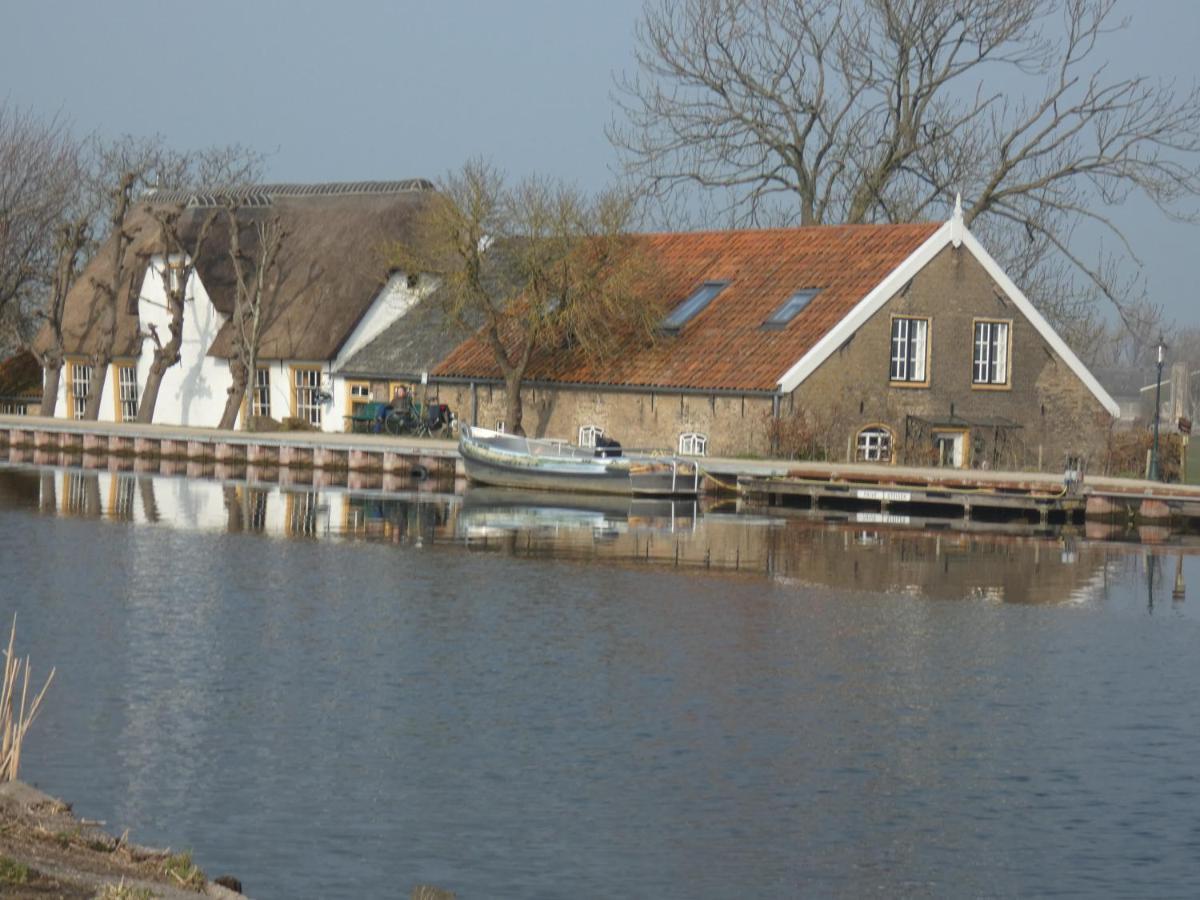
[82,361,109,420]
[505,372,525,436]
[136,361,167,424]
[39,362,61,417]
[218,361,248,430]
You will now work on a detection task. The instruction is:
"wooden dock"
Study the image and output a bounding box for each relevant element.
[726,458,1200,529]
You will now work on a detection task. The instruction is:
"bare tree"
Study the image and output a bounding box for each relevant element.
[399,160,662,435]
[75,139,264,421]
[215,203,286,430]
[82,173,141,420]
[0,104,81,348]
[35,216,89,415]
[611,0,1200,323]
[135,204,218,423]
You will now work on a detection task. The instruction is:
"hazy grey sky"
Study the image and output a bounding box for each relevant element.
[3,0,1198,323]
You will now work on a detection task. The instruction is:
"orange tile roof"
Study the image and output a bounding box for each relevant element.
[434,221,941,392]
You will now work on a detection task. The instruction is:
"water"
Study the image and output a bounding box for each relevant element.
[1,460,1199,898]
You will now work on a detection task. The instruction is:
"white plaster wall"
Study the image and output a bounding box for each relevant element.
[136,256,233,428]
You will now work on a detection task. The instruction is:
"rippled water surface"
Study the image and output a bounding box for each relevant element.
[1,461,1199,898]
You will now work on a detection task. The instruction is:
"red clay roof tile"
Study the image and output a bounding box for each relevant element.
[434,221,941,392]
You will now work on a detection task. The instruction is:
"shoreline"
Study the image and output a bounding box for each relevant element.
[0,781,245,899]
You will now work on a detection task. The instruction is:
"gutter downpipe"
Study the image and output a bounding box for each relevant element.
[772,392,782,457]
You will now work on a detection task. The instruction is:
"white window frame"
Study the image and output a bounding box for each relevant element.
[678,432,708,456]
[578,424,602,448]
[69,362,92,420]
[495,420,506,433]
[252,367,271,418]
[889,316,928,384]
[293,367,322,427]
[856,426,893,462]
[973,320,1010,385]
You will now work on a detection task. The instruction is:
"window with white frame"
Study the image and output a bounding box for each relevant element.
[293,368,322,426]
[889,316,928,383]
[495,421,506,433]
[252,367,271,418]
[578,424,602,447]
[856,426,893,462]
[973,320,1010,385]
[116,364,139,422]
[679,432,708,456]
[69,362,92,419]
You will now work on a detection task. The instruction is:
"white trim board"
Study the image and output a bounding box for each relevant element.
[775,217,1120,418]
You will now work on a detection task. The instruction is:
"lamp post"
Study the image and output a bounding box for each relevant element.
[1149,336,1166,481]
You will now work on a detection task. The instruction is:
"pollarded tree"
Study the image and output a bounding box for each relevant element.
[215,202,286,430]
[610,0,1200,326]
[135,203,219,423]
[398,159,662,436]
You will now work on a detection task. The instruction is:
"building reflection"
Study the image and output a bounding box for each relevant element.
[1,454,1192,606]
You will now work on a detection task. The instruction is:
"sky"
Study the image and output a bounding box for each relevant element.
[3,0,1199,324]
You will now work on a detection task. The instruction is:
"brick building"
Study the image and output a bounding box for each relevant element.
[435,201,1122,471]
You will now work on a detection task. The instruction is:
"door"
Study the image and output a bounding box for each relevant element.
[932,430,966,468]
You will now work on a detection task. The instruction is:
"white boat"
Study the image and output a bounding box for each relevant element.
[458,424,701,496]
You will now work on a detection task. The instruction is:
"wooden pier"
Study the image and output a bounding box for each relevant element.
[728,458,1200,530]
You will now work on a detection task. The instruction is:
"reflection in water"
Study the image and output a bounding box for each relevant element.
[1,459,1189,607]
[2,455,1199,900]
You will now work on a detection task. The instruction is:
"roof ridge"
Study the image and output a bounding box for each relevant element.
[144,179,435,206]
[636,220,940,239]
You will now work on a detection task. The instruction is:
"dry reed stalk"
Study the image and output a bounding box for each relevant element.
[0,615,54,782]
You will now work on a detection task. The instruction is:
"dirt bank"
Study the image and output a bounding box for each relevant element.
[0,781,245,899]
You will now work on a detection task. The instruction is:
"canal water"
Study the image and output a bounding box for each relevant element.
[1,458,1198,899]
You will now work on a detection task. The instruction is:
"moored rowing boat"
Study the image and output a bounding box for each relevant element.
[458,424,700,496]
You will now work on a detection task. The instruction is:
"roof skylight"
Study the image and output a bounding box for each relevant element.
[763,289,820,328]
[662,281,728,332]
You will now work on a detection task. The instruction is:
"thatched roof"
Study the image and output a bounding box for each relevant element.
[0,350,41,399]
[31,207,161,360]
[33,181,437,363]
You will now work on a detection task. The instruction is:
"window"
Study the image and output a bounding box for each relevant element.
[973,320,1010,385]
[578,425,602,448]
[115,363,138,422]
[68,361,92,420]
[252,367,271,418]
[663,282,727,332]
[293,367,322,427]
[495,420,506,433]
[889,317,928,383]
[679,432,708,456]
[763,289,819,328]
[856,426,893,462]
[347,381,371,419]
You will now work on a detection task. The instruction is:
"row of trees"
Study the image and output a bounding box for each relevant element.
[0,102,282,425]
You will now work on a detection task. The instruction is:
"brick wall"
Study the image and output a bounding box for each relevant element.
[432,245,1112,470]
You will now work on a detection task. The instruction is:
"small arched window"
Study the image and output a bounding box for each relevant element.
[679,432,708,456]
[578,425,603,448]
[856,426,893,462]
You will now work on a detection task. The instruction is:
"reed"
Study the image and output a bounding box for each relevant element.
[0,616,55,782]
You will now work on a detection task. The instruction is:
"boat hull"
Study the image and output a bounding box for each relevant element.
[459,426,699,497]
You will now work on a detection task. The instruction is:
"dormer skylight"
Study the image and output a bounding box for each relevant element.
[662,281,728,333]
[762,289,820,329]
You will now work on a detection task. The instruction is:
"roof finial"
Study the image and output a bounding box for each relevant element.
[951,191,964,247]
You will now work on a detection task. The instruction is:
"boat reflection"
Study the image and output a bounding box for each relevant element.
[0,456,1191,606]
